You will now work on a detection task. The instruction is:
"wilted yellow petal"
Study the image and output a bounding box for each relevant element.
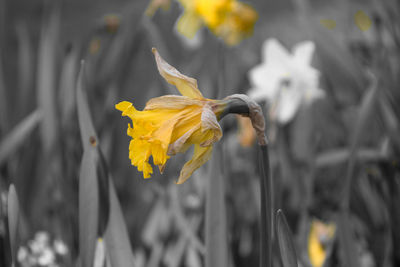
[200,103,222,146]
[176,145,213,184]
[354,10,372,32]
[320,19,336,30]
[168,125,200,155]
[145,95,204,110]
[152,48,204,99]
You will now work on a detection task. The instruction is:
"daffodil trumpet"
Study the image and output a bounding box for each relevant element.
[116,48,266,184]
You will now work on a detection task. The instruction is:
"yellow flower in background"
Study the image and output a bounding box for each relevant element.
[308,219,336,267]
[320,19,336,30]
[354,10,372,32]
[215,1,258,45]
[116,48,225,184]
[237,115,255,147]
[145,0,172,17]
[176,0,257,45]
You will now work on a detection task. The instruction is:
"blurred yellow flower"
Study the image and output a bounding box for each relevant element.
[145,0,171,17]
[237,115,255,147]
[354,10,372,32]
[320,19,336,30]
[308,219,336,267]
[116,48,225,184]
[176,0,257,45]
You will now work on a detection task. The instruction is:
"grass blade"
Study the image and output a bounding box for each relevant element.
[79,148,99,267]
[0,110,41,165]
[7,184,20,266]
[338,77,379,267]
[77,62,132,266]
[276,210,298,267]
[205,144,228,267]
[59,46,78,124]
[104,175,137,267]
[0,54,8,132]
[77,63,110,266]
[16,21,33,115]
[77,62,98,150]
[36,5,60,153]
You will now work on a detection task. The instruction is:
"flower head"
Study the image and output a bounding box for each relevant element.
[308,219,336,267]
[116,48,225,184]
[248,38,324,124]
[176,0,257,46]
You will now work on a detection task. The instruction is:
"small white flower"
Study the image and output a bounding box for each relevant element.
[17,246,29,262]
[248,38,324,124]
[35,231,50,245]
[53,239,68,255]
[37,248,55,266]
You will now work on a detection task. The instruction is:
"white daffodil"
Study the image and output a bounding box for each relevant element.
[248,38,324,124]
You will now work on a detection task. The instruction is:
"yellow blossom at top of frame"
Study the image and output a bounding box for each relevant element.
[308,219,336,267]
[176,0,257,45]
[145,0,172,17]
[115,48,226,184]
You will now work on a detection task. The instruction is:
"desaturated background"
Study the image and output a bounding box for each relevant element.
[0,0,399,266]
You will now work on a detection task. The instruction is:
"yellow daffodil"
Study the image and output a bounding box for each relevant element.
[176,0,257,45]
[116,48,226,184]
[308,219,336,267]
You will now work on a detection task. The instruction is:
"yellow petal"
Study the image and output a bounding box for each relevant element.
[115,101,133,112]
[176,145,212,184]
[167,124,200,155]
[354,10,372,32]
[308,221,325,267]
[152,48,204,99]
[200,104,222,146]
[145,95,204,110]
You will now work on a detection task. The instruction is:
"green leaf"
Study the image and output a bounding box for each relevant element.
[104,176,137,267]
[36,5,60,153]
[59,46,78,124]
[0,110,41,165]
[77,63,110,266]
[7,184,20,266]
[76,62,98,152]
[276,210,298,267]
[205,144,228,267]
[16,21,34,114]
[77,62,132,266]
[79,148,99,267]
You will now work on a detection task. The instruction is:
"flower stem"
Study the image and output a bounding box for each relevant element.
[259,144,272,267]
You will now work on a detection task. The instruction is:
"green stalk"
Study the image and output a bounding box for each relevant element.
[260,144,272,267]
[221,96,272,267]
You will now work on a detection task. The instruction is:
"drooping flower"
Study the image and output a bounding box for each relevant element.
[116,48,226,184]
[308,219,336,267]
[248,38,324,124]
[175,0,257,46]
